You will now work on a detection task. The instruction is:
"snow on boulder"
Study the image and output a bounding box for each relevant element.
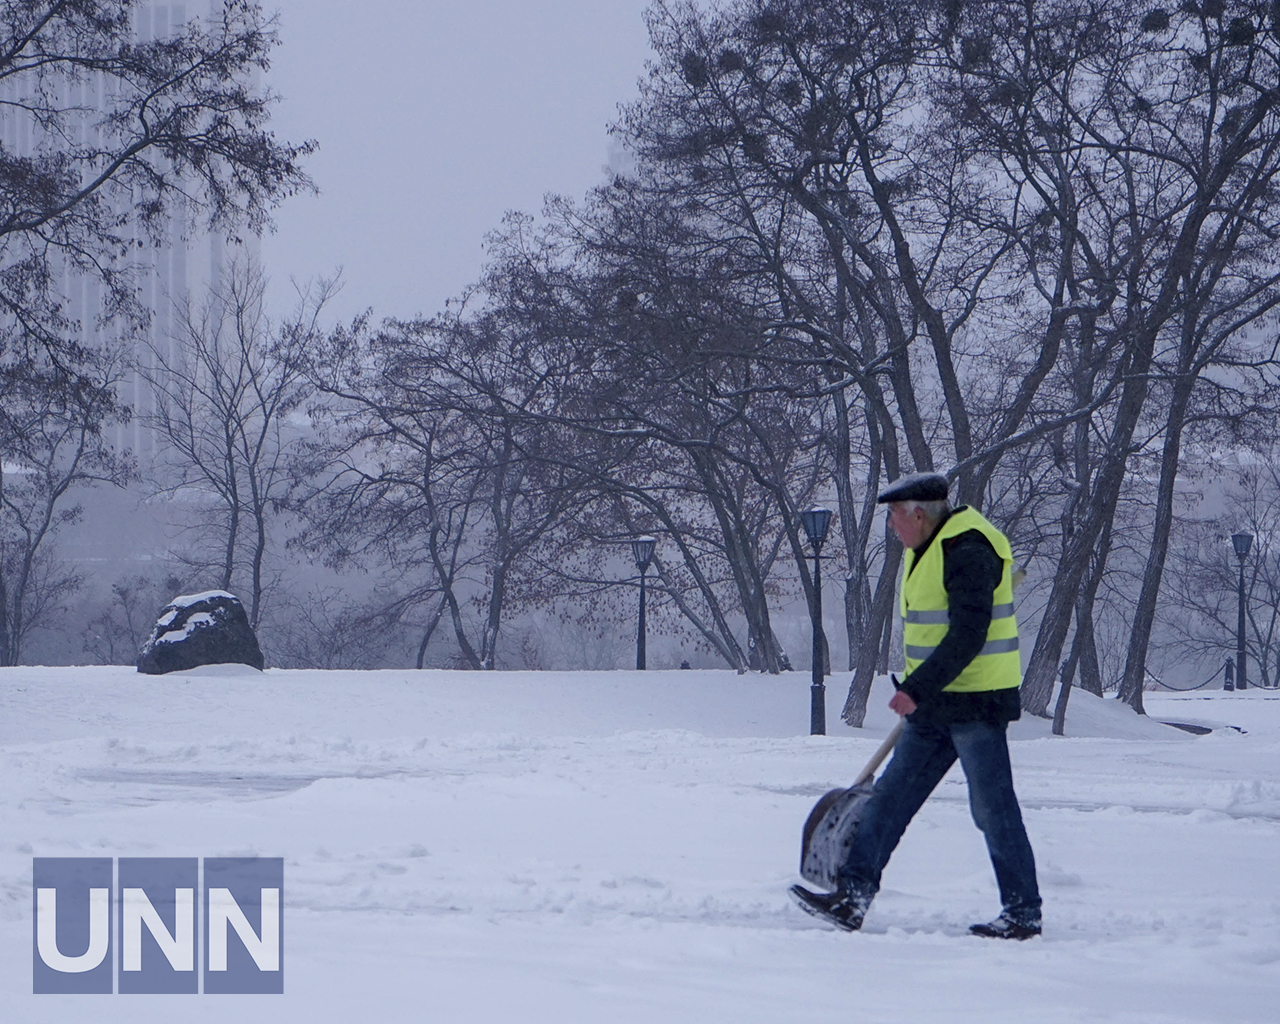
[136,591,265,675]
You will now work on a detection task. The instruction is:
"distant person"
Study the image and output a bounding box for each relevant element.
[680,659,691,670]
[791,472,1041,939]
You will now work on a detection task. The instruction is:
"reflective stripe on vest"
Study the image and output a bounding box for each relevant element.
[905,636,1021,661]
[900,506,1022,693]
[904,603,1015,626]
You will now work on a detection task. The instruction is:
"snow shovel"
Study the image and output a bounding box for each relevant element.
[799,717,905,891]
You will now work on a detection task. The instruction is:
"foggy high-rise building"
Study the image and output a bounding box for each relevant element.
[0,2,255,464]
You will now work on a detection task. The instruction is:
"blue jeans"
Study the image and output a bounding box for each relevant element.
[837,716,1041,925]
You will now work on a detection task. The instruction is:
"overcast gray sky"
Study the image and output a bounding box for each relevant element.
[257,1,654,323]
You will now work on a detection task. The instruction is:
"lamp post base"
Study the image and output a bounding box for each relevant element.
[810,682,826,736]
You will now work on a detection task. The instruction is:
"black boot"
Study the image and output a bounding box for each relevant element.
[969,914,1042,940]
[789,884,868,932]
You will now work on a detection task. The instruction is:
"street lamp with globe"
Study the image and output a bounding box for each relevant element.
[631,536,657,670]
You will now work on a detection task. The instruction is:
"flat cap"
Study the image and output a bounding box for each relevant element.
[876,471,949,504]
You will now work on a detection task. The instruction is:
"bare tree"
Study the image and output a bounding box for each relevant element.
[144,260,333,627]
[609,0,1142,719]
[481,199,825,673]
[0,341,130,664]
[265,586,408,670]
[0,2,313,662]
[301,298,595,670]
[945,0,1280,714]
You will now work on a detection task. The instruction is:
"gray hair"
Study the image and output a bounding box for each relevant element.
[899,498,951,522]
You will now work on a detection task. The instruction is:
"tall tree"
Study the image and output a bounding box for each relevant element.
[938,0,1280,713]
[144,261,331,627]
[302,295,595,671]
[499,196,821,673]
[619,0,1112,715]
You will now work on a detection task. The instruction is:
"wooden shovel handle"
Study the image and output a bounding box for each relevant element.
[852,718,905,786]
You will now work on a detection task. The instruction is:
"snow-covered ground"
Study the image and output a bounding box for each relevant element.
[2,666,1277,1022]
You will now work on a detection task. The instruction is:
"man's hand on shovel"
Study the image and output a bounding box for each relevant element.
[888,674,917,716]
[888,690,917,716]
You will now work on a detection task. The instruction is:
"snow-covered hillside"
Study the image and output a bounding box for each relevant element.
[2,666,1277,1022]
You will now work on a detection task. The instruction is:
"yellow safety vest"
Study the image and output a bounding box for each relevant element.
[901,506,1021,693]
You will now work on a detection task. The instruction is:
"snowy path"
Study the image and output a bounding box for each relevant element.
[2,667,1277,1022]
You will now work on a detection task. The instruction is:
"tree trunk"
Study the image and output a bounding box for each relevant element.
[695,452,789,673]
[1051,646,1080,737]
[221,489,238,593]
[249,491,267,630]
[425,523,483,671]
[415,596,448,669]
[831,386,870,672]
[1022,319,1159,714]
[0,579,11,668]
[0,562,10,667]
[1077,622,1104,696]
[1118,372,1196,713]
[841,526,902,727]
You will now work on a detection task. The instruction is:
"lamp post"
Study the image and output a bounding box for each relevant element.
[800,507,833,735]
[632,536,656,670]
[1231,531,1253,690]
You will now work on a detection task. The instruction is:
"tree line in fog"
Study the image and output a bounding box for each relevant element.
[8,2,1280,722]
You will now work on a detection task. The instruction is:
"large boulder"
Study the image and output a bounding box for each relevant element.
[137,591,265,674]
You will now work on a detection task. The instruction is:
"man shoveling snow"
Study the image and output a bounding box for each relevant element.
[792,472,1042,940]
